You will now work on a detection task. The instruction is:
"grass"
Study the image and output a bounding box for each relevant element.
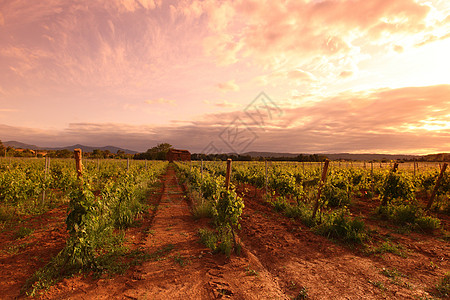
[313,209,367,244]
[173,253,189,267]
[367,241,407,258]
[14,226,34,239]
[295,286,309,299]
[368,280,387,291]
[245,265,259,276]
[192,201,214,219]
[198,228,218,251]
[375,203,441,232]
[23,242,175,297]
[435,272,450,298]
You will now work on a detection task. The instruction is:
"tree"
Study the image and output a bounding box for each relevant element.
[134,143,173,160]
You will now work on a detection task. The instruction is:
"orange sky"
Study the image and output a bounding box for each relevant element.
[0,0,449,154]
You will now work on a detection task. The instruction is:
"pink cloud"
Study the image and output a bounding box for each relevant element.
[217,80,240,92]
[393,44,404,53]
[145,98,176,106]
[201,0,439,69]
[1,85,449,154]
[339,71,354,78]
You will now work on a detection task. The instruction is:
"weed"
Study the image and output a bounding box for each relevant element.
[192,201,214,219]
[295,286,309,299]
[371,241,407,258]
[435,272,450,297]
[14,226,34,239]
[245,265,259,276]
[198,228,218,251]
[381,267,405,279]
[376,202,441,232]
[369,280,387,291]
[173,253,189,267]
[0,205,16,222]
[314,209,367,244]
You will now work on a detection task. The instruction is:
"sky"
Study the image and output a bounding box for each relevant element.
[0,0,449,154]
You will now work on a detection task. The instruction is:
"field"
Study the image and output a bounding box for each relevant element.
[0,158,449,299]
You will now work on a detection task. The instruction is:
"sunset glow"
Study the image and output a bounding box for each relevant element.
[0,0,449,154]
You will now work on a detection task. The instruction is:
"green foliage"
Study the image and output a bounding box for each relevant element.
[376,201,441,232]
[369,241,406,257]
[198,228,218,251]
[14,226,34,239]
[18,159,168,295]
[295,286,309,299]
[192,201,214,219]
[322,184,351,207]
[381,172,415,205]
[213,189,244,255]
[436,272,450,298]
[314,209,367,243]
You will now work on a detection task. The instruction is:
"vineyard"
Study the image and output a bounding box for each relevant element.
[0,156,449,299]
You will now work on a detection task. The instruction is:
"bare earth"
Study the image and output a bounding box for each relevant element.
[0,165,448,299]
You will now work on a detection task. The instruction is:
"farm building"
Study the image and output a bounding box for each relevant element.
[166,149,191,162]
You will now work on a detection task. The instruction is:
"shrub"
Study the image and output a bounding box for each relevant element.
[192,201,214,219]
[314,209,367,243]
[376,202,441,231]
[322,184,351,207]
[415,216,441,232]
[198,228,218,251]
[381,172,415,205]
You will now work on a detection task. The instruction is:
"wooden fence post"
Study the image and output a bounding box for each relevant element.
[426,163,448,210]
[265,160,268,194]
[74,149,83,178]
[225,159,232,190]
[312,159,330,219]
[42,156,48,204]
[393,162,399,173]
[201,160,203,183]
[371,161,374,199]
[127,158,130,171]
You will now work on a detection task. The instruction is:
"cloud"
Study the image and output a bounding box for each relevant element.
[116,0,158,12]
[393,44,404,53]
[145,98,176,105]
[339,71,354,78]
[2,85,448,154]
[415,32,450,47]
[287,69,317,82]
[199,0,442,72]
[204,99,240,108]
[0,11,4,26]
[217,80,240,92]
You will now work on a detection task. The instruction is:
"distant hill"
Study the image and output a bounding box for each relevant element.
[242,151,298,158]
[3,141,137,154]
[422,153,450,162]
[242,151,422,161]
[322,153,421,161]
[3,141,40,150]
